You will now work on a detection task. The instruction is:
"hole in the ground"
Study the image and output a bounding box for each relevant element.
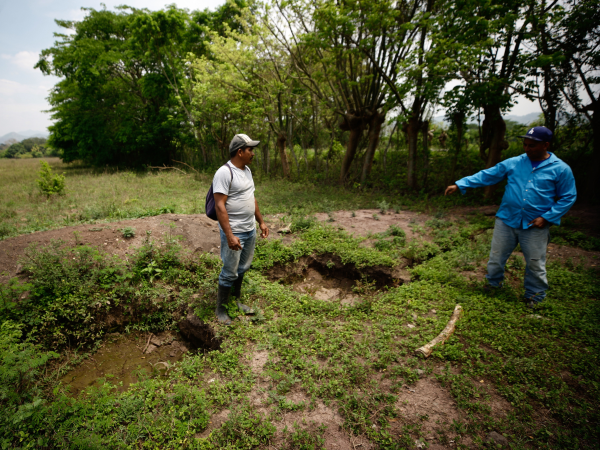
[60,331,191,396]
[178,313,223,351]
[267,253,403,305]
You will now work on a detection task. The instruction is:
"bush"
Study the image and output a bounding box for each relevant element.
[30,145,44,158]
[121,226,136,238]
[36,161,65,197]
[290,215,317,233]
[4,142,26,158]
[0,321,57,406]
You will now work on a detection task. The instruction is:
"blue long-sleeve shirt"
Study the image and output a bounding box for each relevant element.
[455,153,577,229]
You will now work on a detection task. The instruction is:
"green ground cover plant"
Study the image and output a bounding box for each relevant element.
[0,215,598,449]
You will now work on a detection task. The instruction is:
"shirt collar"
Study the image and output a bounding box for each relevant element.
[525,152,556,169]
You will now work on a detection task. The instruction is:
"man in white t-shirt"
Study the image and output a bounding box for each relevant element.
[213,134,269,324]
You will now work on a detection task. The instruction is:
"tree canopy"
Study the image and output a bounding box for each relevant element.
[36,0,599,198]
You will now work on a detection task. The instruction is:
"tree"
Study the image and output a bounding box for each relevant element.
[130,1,249,166]
[269,0,429,184]
[556,0,600,199]
[190,14,300,178]
[441,0,543,196]
[36,7,183,167]
[36,3,248,168]
[4,143,26,158]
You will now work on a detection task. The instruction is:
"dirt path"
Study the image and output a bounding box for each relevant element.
[0,214,222,280]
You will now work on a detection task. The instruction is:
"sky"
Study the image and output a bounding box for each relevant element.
[0,0,224,137]
[0,0,542,137]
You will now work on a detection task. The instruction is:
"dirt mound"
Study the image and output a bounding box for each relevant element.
[0,213,222,281]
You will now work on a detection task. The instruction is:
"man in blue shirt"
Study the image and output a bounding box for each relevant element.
[445,126,577,307]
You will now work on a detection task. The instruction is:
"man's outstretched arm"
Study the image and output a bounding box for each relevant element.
[445,161,511,195]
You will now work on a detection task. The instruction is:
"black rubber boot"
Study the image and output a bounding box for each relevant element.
[216,285,232,325]
[231,272,254,315]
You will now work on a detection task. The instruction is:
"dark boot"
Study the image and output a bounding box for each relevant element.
[216,285,232,325]
[231,272,254,315]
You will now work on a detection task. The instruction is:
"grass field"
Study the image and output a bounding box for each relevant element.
[0,158,399,239]
[1,157,599,449]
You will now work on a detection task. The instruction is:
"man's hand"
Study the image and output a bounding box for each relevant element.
[445,184,459,196]
[259,222,269,239]
[226,234,242,251]
[528,217,548,228]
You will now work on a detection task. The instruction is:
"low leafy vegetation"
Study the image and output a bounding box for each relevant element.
[0,215,598,449]
[36,161,65,198]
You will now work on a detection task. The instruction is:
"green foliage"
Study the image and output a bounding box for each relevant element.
[377,200,390,214]
[290,215,317,233]
[36,3,247,168]
[120,226,136,238]
[5,142,27,158]
[253,224,398,271]
[0,321,57,405]
[551,226,600,251]
[209,405,276,448]
[286,423,327,449]
[36,161,65,197]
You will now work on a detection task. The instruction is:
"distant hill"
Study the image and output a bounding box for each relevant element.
[0,130,49,144]
[504,112,542,124]
[432,112,543,126]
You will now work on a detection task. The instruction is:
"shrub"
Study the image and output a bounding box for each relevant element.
[377,200,390,214]
[30,145,44,158]
[36,161,65,197]
[290,215,317,233]
[0,321,57,405]
[121,226,136,238]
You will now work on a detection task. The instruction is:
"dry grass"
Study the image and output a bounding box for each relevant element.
[0,158,377,239]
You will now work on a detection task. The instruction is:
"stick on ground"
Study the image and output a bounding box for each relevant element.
[415,304,463,358]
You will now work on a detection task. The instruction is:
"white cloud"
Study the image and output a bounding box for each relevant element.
[0,78,54,96]
[1,51,40,71]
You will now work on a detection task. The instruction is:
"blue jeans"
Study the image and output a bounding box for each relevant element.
[487,218,550,302]
[218,228,256,287]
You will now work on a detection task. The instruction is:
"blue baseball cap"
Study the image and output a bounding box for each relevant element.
[518,126,553,142]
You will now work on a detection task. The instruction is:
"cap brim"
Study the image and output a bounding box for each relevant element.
[246,140,260,147]
[518,135,543,142]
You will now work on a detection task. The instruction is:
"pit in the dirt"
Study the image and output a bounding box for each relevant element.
[60,331,188,396]
[267,253,406,306]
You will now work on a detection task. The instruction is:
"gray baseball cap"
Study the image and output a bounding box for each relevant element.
[229,134,260,155]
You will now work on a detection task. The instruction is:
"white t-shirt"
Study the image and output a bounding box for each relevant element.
[212,162,256,233]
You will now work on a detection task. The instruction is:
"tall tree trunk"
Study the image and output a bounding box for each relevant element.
[288,117,300,174]
[406,116,421,190]
[588,107,600,202]
[480,105,509,198]
[289,144,300,174]
[382,121,398,176]
[449,112,465,185]
[263,130,271,174]
[421,120,430,189]
[538,2,558,133]
[360,111,386,185]
[339,113,366,183]
[276,132,290,179]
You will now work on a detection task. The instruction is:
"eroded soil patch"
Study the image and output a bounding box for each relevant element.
[267,253,409,301]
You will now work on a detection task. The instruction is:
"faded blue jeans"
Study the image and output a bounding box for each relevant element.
[487,218,550,302]
[218,228,256,287]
